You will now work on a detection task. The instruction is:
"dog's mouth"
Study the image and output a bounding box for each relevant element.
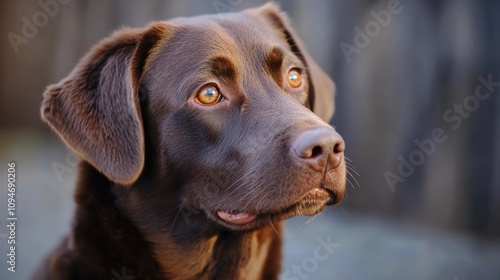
[215,187,335,228]
[216,211,258,225]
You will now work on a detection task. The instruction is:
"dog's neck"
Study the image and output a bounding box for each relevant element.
[116,178,283,279]
[146,223,281,279]
[70,161,281,279]
[66,162,164,279]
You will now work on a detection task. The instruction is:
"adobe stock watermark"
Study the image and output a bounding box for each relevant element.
[213,0,244,15]
[110,267,135,280]
[340,0,406,63]
[282,235,340,280]
[51,148,79,183]
[384,74,499,192]
[7,0,70,54]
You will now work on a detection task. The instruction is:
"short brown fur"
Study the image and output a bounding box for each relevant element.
[37,3,345,280]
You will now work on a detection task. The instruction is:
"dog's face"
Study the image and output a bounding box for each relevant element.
[41,4,346,231]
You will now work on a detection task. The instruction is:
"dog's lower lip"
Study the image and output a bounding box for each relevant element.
[217,211,257,225]
[302,187,330,200]
[215,188,333,227]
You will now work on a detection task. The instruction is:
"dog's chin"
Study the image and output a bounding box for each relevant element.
[210,187,340,231]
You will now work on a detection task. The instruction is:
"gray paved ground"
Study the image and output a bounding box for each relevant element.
[0,131,499,280]
[282,214,500,280]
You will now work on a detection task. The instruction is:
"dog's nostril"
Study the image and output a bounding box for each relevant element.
[333,142,344,154]
[311,146,323,158]
[292,127,345,170]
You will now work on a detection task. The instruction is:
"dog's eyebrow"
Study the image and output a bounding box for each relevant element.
[264,47,284,85]
[209,56,237,80]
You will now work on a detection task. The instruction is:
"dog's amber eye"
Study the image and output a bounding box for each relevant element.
[287,69,302,88]
[196,85,222,105]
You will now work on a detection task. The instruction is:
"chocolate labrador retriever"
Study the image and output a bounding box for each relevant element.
[37,3,345,280]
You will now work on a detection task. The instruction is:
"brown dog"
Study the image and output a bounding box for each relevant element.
[37,3,345,280]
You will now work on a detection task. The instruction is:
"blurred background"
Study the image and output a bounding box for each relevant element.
[0,0,499,279]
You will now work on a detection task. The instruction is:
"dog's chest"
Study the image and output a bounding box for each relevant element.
[237,236,272,280]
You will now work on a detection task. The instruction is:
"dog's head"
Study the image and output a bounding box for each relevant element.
[41,4,345,231]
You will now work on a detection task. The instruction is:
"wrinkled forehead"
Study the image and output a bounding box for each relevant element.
[144,13,299,97]
[168,12,287,59]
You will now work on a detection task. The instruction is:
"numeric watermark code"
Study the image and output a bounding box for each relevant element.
[6,162,17,273]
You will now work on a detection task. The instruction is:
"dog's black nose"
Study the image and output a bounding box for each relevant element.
[292,127,345,170]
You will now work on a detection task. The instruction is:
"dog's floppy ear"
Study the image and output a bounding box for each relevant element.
[249,3,336,122]
[41,23,173,185]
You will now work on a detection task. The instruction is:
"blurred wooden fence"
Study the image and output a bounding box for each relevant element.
[1,0,498,235]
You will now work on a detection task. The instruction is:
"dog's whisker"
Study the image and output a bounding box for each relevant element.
[305,214,317,225]
[345,159,357,169]
[237,183,263,211]
[251,194,267,212]
[345,176,356,190]
[345,160,356,169]
[244,180,271,211]
[323,206,330,220]
[345,162,359,173]
[253,182,276,209]
[225,171,256,193]
[345,160,361,180]
[298,216,313,231]
[269,215,279,235]
[346,165,360,177]
[344,156,353,163]
[350,174,362,189]
[238,180,263,203]
[347,170,361,189]
[221,171,258,201]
